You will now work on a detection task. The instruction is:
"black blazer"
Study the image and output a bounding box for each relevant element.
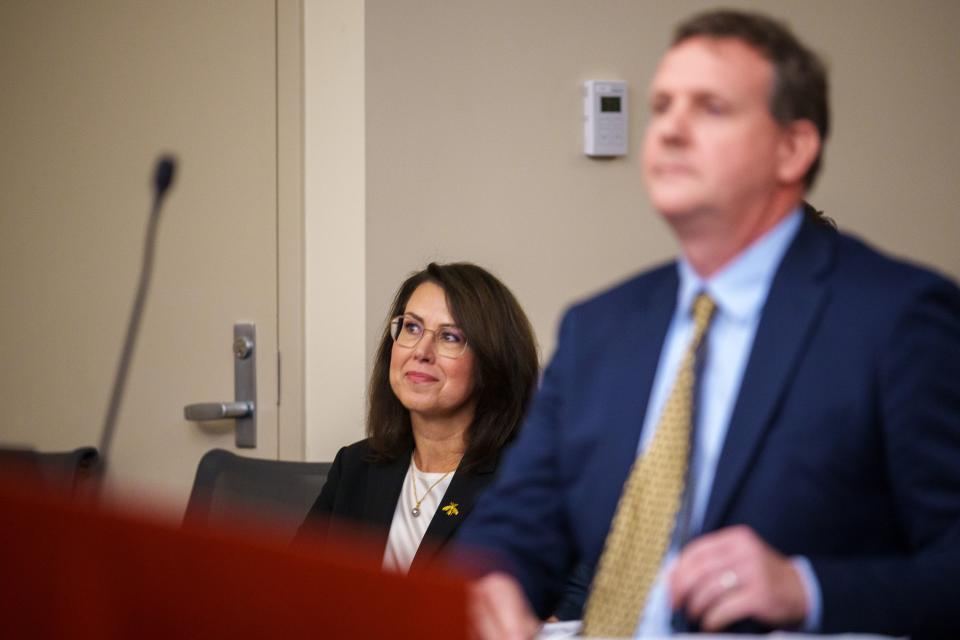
[298,439,498,571]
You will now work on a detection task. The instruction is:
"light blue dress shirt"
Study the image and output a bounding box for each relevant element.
[633,209,821,636]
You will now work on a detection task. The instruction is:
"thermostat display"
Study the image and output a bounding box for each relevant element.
[601,96,621,112]
[584,80,628,157]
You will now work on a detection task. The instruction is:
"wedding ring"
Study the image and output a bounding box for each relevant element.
[719,569,739,591]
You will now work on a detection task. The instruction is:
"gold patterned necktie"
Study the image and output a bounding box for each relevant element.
[582,293,717,637]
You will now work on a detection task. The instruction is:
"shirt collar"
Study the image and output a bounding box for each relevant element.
[676,207,803,322]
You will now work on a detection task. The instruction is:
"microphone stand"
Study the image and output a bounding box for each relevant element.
[93,156,177,504]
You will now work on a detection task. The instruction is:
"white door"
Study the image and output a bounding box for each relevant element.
[0,1,301,513]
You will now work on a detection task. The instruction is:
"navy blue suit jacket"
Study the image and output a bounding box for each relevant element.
[457,213,960,637]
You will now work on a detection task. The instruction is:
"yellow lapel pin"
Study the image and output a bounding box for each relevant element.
[441,501,459,516]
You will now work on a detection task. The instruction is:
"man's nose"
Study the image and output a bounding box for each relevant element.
[656,105,690,145]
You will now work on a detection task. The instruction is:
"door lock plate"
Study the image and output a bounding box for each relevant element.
[183,323,257,448]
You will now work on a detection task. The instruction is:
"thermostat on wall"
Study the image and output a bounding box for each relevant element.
[583,80,628,157]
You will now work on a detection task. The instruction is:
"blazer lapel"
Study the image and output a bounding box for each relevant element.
[409,458,497,570]
[362,451,410,545]
[702,215,836,532]
[606,268,680,481]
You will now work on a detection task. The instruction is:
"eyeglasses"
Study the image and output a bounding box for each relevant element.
[390,315,469,358]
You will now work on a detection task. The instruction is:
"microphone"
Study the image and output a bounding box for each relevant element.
[154,155,176,197]
[96,155,178,494]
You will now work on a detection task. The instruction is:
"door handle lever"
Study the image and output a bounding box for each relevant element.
[183,323,258,448]
[184,401,253,421]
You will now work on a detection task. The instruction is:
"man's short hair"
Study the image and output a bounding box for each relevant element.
[674,9,830,189]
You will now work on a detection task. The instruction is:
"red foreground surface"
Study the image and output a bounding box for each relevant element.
[0,473,467,639]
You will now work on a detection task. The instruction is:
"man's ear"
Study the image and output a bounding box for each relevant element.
[776,119,821,184]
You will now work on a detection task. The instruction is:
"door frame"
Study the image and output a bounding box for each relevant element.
[277,0,306,460]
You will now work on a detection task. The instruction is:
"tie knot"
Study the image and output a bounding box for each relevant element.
[691,293,716,331]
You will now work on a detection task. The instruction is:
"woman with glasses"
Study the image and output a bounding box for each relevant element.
[297,262,539,574]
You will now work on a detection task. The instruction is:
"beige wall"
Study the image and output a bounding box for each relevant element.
[4,1,954,470]
[8,1,952,469]
[299,0,960,462]
[362,0,960,384]
[303,0,368,459]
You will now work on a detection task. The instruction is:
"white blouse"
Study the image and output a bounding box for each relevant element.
[382,458,455,574]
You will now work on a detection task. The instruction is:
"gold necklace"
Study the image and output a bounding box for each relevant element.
[410,455,452,518]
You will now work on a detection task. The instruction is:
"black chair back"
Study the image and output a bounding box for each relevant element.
[0,446,100,500]
[184,448,331,542]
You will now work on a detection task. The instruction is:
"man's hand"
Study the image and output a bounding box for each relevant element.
[669,525,809,631]
[469,572,541,640]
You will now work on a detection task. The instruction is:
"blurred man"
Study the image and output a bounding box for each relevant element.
[458,9,960,639]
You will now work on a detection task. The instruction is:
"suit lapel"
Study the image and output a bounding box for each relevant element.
[609,268,680,475]
[702,216,836,532]
[561,268,680,552]
[409,459,497,570]
[362,451,410,547]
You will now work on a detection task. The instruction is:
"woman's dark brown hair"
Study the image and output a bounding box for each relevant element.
[366,262,539,471]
